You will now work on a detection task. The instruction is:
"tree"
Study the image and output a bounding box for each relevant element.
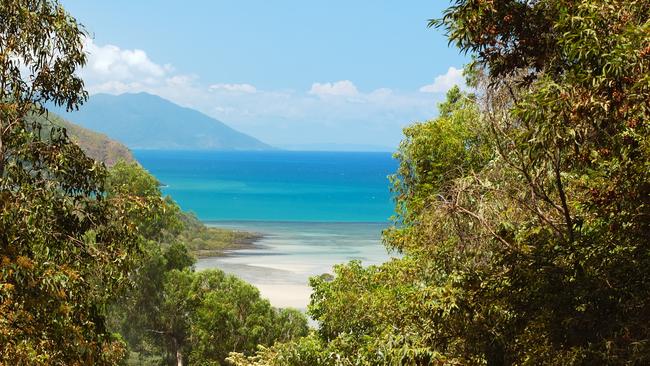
[104,162,309,365]
[103,162,191,365]
[126,268,309,366]
[231,0,650,364]
[432,0,650,362]
[230,86,489,366]
[0,0,145,364]
[106,160,183,242]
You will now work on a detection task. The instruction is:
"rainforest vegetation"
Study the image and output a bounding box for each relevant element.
[1,0,649,365]
[0,1,306,365]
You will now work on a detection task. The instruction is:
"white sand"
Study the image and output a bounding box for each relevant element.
[196,221,391,312]
[254,283,313,310]
[245,262,315,274]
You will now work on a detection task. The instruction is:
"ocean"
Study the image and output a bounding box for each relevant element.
[134,150,397,222]
[134,150,398,309]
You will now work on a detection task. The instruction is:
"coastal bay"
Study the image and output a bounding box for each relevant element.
[135,150,397,309]
[196,221,391,309]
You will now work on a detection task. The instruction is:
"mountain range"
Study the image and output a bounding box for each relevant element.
[53,92,272,151]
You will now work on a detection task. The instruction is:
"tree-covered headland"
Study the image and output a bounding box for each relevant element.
[230,0,650,365]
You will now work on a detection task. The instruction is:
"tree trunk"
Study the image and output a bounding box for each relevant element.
[486,341,506,366]
[0,128,4,178]
[172,337,183,366]
[176,348,183,366]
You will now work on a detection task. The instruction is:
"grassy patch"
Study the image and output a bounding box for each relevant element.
[178,212,261,258]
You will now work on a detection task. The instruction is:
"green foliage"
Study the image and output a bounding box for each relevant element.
[4,0,646,365]
[178,211,260,257]
[123,268,309,366]
[111,240,195,366]
[234,1,650,365]
[387,85,489,253]
[186,270,308,365]
[230,77,490,366]
[435,1,650,362]
[105,161,259,258]
[0,1,144,364]
[104,161,308,365]
[227,333,328,366]
[106,161,183,242]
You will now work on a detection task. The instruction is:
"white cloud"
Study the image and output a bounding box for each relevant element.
[209,83,257,93]
[83,38,171,81]
[369,88,393,98]
[419,66,464,93]
[309,80,359,97]
[166,75,197,88]
[90,81,145,94]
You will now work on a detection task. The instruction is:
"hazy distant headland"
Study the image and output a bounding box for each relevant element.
[53,92,273,151]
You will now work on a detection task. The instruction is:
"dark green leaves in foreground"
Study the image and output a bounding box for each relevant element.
[0,1,308,363]
[3,0,649,364]
[115,247,309,366]
[0,1,142,364]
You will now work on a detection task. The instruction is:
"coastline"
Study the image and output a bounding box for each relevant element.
[192,230,264,259]
[195,221,390,310]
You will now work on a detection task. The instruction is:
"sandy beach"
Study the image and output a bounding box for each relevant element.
[196,221,391,310]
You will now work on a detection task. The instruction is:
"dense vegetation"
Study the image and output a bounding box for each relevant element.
[53,114,135,166]
[0,2,305,365]
[105,162,308,365]
[2,0,648,365]
[230,0,650,365]
[0,1,139,363]
[178,211,260,258]
[107,160,260,258]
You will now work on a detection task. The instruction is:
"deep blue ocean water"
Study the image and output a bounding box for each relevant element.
[133,150,397,222]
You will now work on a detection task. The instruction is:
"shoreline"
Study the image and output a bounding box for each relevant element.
[194,221,390,311]
[192,231,264,259]
[204,219,390,225]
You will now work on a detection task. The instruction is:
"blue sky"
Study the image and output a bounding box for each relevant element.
[62,0,468,150]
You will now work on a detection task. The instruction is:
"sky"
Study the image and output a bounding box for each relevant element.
[61,1,468,150]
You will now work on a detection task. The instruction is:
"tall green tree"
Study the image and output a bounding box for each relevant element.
[106,160,183,242]
[0,1,146,364]
[230,85,490,366]
[231,0,650,364]
[431,0,650,362]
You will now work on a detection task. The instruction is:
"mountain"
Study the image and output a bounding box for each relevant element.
[41,112,135,166]
[53,93,272,150]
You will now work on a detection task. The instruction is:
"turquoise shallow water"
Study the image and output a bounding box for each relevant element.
[134,150,398,309]
[133,150,397,222]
